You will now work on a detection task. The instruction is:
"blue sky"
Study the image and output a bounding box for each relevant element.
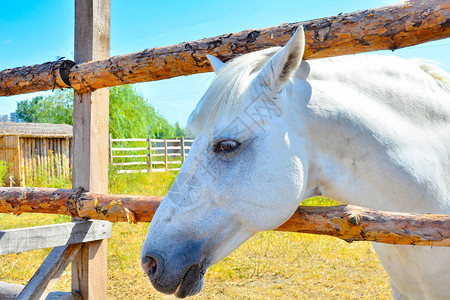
[1,0,449,126]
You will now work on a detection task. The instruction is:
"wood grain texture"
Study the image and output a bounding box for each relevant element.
[0,187,449,247]
[70,0,450,92]
[17,244,82,300]
[0,220,112,255]
[1,0,448,96]
[0,282,80,300]
[72,1,111,298]
[0,60,74,96]
[71,240,107,300]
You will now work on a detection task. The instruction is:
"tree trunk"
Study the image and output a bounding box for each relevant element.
[1,187,449,247]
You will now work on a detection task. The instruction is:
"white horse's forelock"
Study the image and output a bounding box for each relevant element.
[187,47,280,134]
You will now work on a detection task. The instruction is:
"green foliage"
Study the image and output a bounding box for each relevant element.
[0,160,10,187]
[109,85,182,139]
[15,85,185,138]
[16,90,73,124]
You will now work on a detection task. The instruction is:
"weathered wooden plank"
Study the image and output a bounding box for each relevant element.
[71,239,107,300]
[0,220,112,255]
[109,133,113,164]
[111,138,147,142]
[21,138,28,187]
[46,291,82,300]
[112,154,149,158]
[159,139,183,143]
[31,138,36,180]
[0,187,449,247]
[1,0,449,96]
[148,135,153,172]
[0,281,23,300]
[17,243,82,300]
[57,139,62,179]
[72,0,111,298]
[0,282,80,300]
[181,136,185,163]
[111,161,148,166]
[111,147,148,151]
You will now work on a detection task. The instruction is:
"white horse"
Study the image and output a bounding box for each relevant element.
[142,28,450,299]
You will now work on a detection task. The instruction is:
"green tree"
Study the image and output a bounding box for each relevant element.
[16,90,73,124]
[15,85,184,138]
[109,85,177,139]
[173,122,185,137]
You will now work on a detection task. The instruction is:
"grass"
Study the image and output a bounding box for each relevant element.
[0,170,392,299]
[0,160,11,186]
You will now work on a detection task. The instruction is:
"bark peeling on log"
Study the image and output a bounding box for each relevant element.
[0,187,160,223]
[275,205,450,246]
[0,60,75,96]
[1,187,450,247]
[1,0,449,96]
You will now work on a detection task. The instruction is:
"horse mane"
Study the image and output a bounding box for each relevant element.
[415,60,450,93]
[187,48,450,134]
[187,47,279,134]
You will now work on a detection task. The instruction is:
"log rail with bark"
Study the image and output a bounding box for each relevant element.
[1,187,449,247]
[1,0,449,96]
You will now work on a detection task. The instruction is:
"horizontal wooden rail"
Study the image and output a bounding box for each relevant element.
[0,60,75,97]
[111,161,148,166]
[0,187,449,247]
[0,220,111,255]
[1,0,449,96]
[110,137,189,173]
[111,138,148,142]
[112,154,149,158]
[112,147,148,151]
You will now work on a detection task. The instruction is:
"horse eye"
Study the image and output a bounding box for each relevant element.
[213,140,241,153]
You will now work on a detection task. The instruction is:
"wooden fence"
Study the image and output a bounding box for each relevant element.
[0,219,111,299]
[0,0,449,299]
[1,187,450,247]
[109,136,193,173]
[1,1,448,97]
[0,135,72,186]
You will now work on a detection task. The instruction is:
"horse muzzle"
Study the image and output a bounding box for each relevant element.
[141,241,209,298]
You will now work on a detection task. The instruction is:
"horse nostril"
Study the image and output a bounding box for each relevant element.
[142,255,158,276]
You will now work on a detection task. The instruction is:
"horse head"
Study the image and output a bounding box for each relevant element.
[141,28,315,297]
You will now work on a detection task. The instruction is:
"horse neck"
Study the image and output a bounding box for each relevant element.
[294,56,450,213]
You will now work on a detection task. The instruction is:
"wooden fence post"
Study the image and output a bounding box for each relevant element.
[181,136,185,163]
[164,139,168,171]
[72,0,111,299]
[109,133,113,164]
[148,135,153,172]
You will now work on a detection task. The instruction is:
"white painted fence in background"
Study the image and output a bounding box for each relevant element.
[109,136,193,173]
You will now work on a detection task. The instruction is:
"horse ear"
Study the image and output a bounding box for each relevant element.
[207,54,226,73]
[255,27,305,92]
